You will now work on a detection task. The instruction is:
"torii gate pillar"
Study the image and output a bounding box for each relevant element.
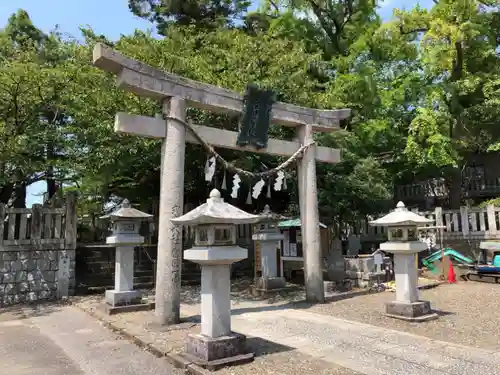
[92,43,351,324]
[155,98,186,325]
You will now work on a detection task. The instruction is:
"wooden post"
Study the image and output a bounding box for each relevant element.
[64,193,77,250]
[59,192,77,298]
[31,204,43,240]
[486,204,497,237]
[0,204,5,248]
[297,124,324,303]
[154,97,186,325]
[460,206,469,237]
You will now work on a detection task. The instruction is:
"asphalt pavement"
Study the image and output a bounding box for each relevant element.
[0,305,183,375]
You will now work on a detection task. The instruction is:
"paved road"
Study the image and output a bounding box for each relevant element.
[0,305,183,375]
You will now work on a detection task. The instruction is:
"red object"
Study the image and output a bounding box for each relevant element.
[448,261,457,283]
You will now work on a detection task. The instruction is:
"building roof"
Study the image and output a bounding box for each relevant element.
[277,218,327,229]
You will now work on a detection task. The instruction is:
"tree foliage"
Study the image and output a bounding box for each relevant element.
[0,0,499,233]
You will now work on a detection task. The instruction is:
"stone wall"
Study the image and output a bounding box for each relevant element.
[0,194,77,308]
[0,249,76,307]
[75,240,255,294]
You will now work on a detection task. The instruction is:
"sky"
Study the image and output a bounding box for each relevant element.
[0,0,433,207]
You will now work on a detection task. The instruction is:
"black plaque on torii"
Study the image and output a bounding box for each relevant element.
[236,84,276,150]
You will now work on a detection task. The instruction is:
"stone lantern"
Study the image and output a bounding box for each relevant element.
[370,201,438,322]
[171,189,260,368]
[252,205,287,292]
[100,199,152,311]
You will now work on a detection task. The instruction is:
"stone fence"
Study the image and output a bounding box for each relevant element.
[0,194,77,307]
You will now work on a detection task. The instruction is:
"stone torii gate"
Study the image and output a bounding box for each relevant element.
[93,43,351,325]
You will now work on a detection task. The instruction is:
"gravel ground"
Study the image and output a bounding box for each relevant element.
[72,279,500,374]
[300,281,500,351]
[73,296,362,375]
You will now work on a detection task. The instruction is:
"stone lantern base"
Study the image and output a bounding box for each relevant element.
[254,276,287,292]
[385,300,438,322]
[105,289,143,307]
[182,332,254,370]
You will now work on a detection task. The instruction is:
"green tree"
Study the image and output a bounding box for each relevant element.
[377,0,500,207]
[128,0,252,33]
[0,10,78,207]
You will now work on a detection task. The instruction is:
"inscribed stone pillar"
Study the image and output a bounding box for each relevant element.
[393,253,419,303]
[261,243,278,278]
[200,264,232,338]
[297,124,324,303]
[155,97,186,325]
[115,246,135,292]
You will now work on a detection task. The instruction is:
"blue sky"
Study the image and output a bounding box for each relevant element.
[0,0,433,207]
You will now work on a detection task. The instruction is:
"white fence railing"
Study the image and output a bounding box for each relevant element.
[356,205,500,241]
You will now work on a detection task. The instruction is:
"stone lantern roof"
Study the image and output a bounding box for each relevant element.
[255,205,289,224]
[100,199,153,221]
[369,201,433,227]
[171,189,260,225]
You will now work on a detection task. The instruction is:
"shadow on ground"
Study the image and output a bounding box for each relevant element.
[246,336,294,357]
[177,277,307,306]
[0,300,71,321]
[433,309,454,317]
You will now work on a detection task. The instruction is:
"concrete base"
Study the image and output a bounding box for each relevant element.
[385,300,439,322]
[105,289,143,307]
[104,301,154,315]
[183,332,254,370]
[255,276,286,291]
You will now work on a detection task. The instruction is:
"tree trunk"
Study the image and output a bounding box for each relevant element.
[8,182,27,208]
[46,166,57,201]
[447,167,462,209]
[0,183,14,205]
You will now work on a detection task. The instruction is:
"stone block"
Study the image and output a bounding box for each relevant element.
[32,251,42,259]
[2,272,16,284]
[2,252,17,261]
[27,292,37,302]
[105,290,143,307]
[46,251,58,261]
[13,293,25,304]
[18,252,29,260]
[186,332,249,362]
[36,259,50,270]
[10,260,22,272]
[323,281,337,292]
[385,300,438,322]
[30,269,43,281]
[4,283,16,294]
[38,290,57,300]
[42,270,56,283]
[18,282,29,292]
[326,267,345,282]
[29,279,41,292]
[3,295,14,306]
[0,262,9,273]
[22,259,36,271]
[15,271,27,282]
[255,276,286,291]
